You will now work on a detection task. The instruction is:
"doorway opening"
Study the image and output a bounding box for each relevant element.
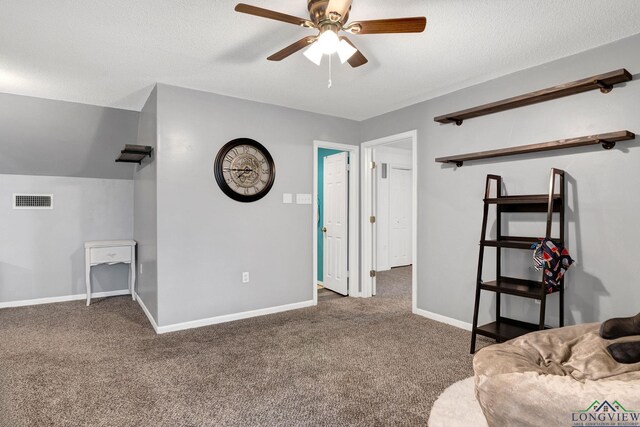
[361,131,417,312]
[313,141,360,305]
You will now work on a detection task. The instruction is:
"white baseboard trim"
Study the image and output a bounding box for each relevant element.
[0,289,131,309]
[414,308,472,331]
[134,292,159,334]
[156,299,315,334]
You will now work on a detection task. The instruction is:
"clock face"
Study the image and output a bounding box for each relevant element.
[214,138,275,202]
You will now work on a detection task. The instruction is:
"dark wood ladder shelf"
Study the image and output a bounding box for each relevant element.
[436,131,635,167]
[115,145,153,164]
[434,68,632,125]
[470,169,567,353]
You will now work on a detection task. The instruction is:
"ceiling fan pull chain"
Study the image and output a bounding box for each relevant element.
[328,54,333,89]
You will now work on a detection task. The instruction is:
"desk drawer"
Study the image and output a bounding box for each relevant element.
[91,246,132,264]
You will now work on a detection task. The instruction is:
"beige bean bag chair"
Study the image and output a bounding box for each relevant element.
[474,323,640,427]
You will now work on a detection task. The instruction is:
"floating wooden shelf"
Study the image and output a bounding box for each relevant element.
[434,69,632,125]
[435,131,635,167]
[115,145,153,164]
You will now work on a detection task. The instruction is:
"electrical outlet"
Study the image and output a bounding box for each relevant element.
[242,272,250,283]
[139,264,143,274]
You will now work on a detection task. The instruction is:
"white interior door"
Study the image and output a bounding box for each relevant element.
[323,152,349,295]
[389,167,412,267]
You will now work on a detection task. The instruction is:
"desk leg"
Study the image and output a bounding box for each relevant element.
[85,248,91,306]
[130,254,136,301]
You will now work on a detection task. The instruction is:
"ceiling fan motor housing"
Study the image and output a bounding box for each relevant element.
[307,0,350,25]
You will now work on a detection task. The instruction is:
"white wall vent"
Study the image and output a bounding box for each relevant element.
[13,194,53,209]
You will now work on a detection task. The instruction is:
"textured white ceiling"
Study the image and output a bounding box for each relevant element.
[1,0,640,120]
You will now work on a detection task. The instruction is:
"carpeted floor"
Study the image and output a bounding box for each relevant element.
[317,286,345,301]
[0,266,486,426]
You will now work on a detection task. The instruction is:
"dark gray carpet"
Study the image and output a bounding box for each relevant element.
[0,267,483,426]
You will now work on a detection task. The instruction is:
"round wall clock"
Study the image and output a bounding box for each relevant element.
[214,138,276,202]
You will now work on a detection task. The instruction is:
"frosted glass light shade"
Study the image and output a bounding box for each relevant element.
[303,42,323,66]
[317,30,339,54]
[337,39,357,64]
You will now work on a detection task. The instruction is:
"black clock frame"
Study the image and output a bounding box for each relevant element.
[214,138,276,203]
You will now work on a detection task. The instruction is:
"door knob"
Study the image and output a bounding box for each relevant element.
[322,227,327,233]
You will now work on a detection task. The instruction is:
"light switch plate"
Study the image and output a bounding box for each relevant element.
[296,193,312,205]
[283,193,293,204]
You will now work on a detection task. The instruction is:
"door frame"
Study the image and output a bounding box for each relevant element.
[361,130,418,313]
[313,141,360,304]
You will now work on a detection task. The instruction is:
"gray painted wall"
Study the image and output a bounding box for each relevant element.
[133,87,158,322]
[0,174,133,303]
[360,33,640,326]
[4,33,640,332]
[0,92,138,180]
[0,93,138,305]
[154,84,360,326]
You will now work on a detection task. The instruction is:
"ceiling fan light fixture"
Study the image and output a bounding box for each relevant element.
[234,1,426,69]
[337,39,357,64]
[303,42,323,66]
[317,29,340,54]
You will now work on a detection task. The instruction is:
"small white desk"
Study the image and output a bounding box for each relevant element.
[85,240,137,306]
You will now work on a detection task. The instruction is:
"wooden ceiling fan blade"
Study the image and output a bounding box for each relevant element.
[326,0,352,21]
[349,17,427,34]
[340,37,368,68]
[235,3,308,26]
[267,36,316,61]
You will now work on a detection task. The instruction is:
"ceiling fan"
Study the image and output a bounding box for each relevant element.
[234,0,427,67]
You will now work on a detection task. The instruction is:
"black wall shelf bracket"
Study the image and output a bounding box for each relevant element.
[594,80,613,94]
[115,145,153,164]
[599,139,616,150]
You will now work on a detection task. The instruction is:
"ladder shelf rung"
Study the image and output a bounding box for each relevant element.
[481,236,562,249]
[484,194,561,204]
[475,317,548,342]
[480,276,560,299]
[484,195,563,213]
